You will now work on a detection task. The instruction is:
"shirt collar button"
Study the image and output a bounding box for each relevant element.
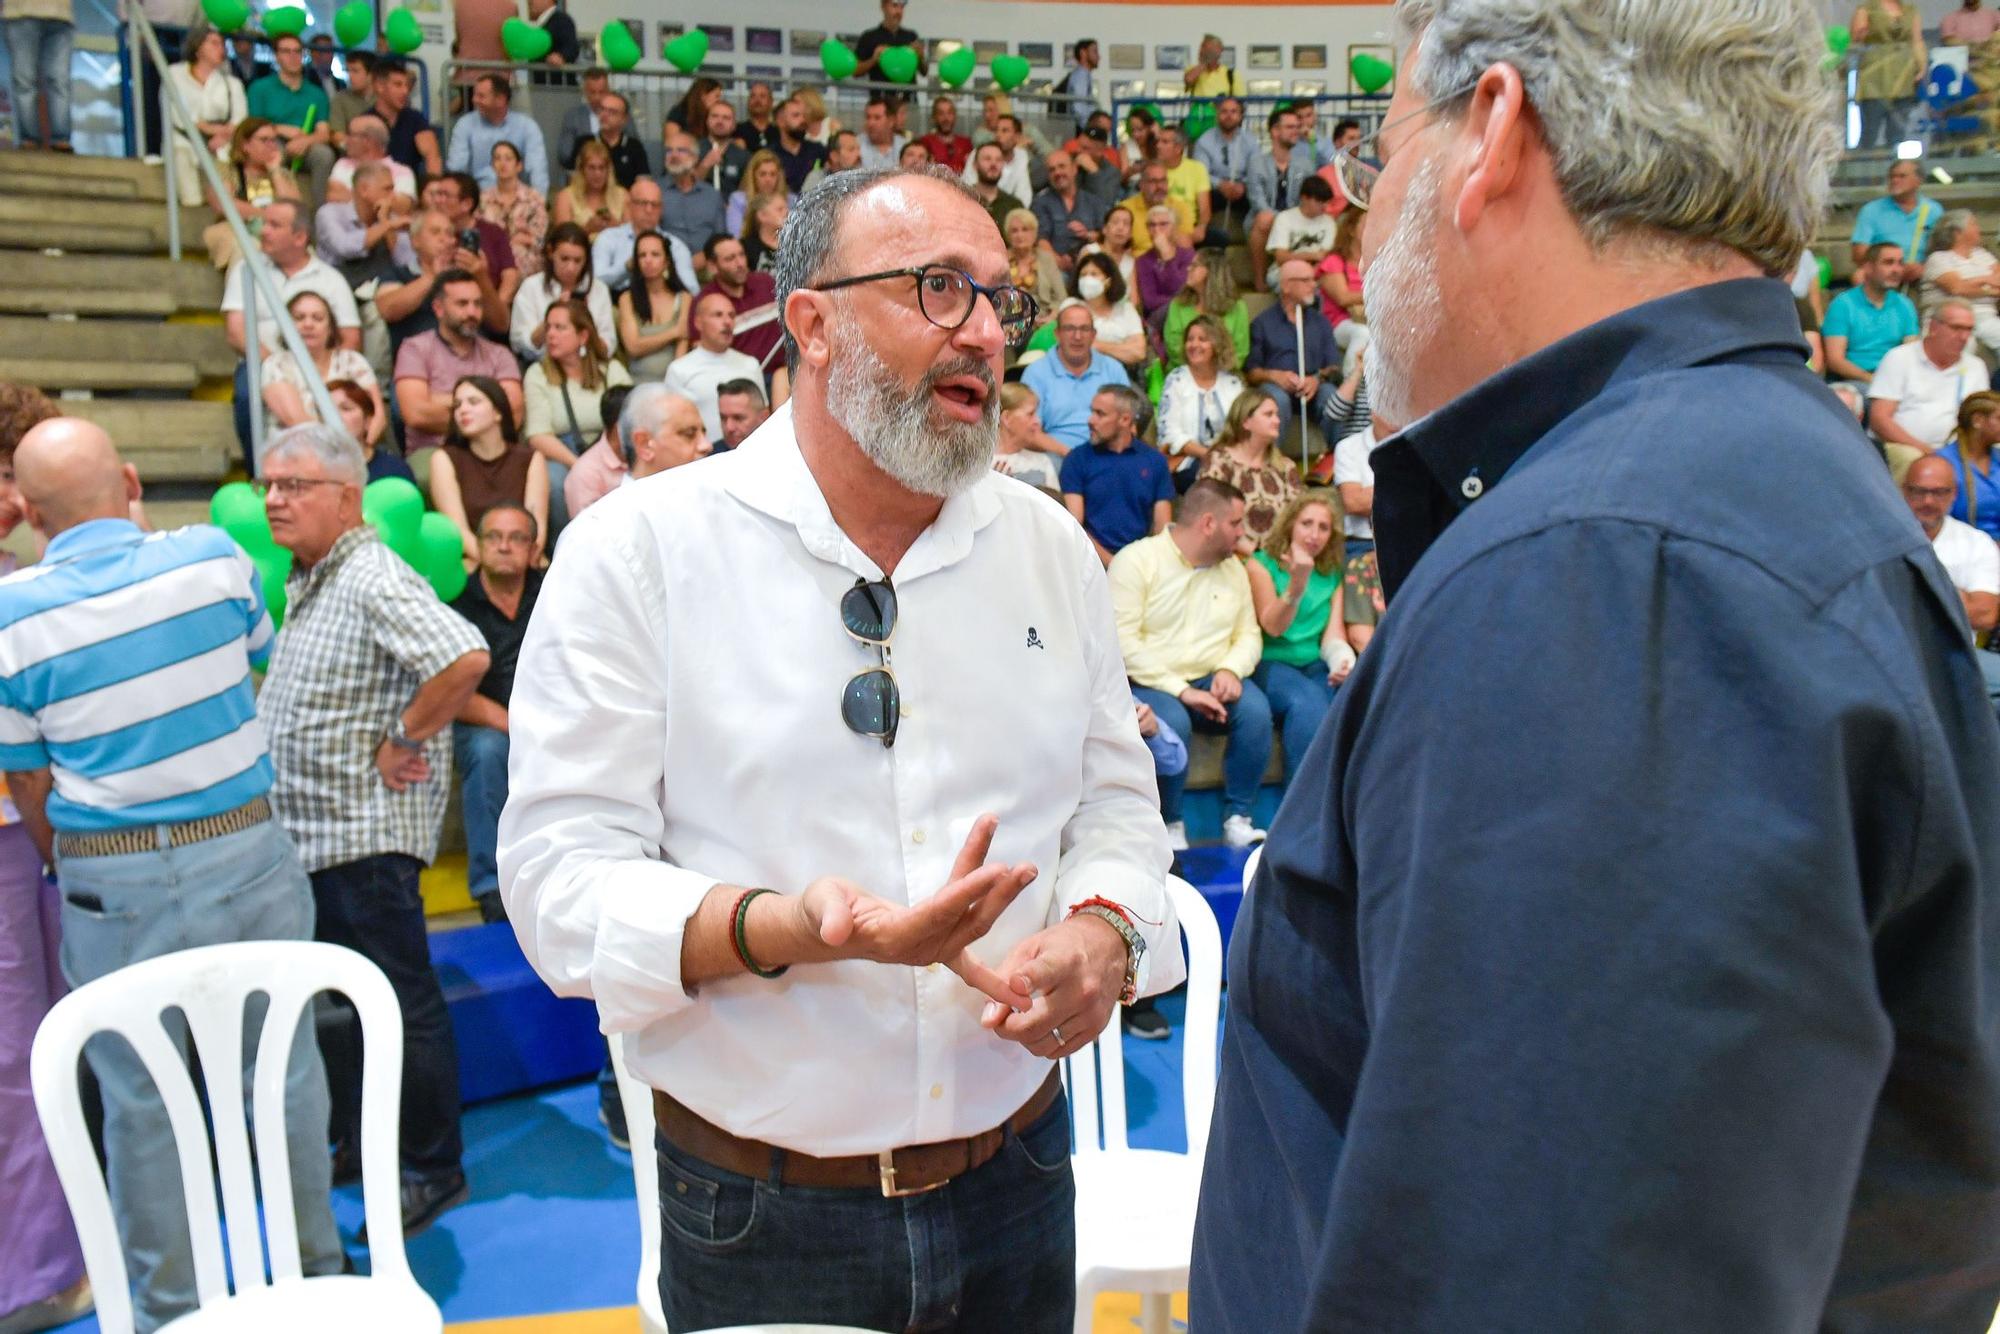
[1461,476,1484,501]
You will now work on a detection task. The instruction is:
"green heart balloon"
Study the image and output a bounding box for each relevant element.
[991,54,1030,91]
[332,0,372,48]
[501,17,551,62]
[820,38,857,81]
[663,27,708,73]
[938,46,976,88]
[878,45,918,84]
[1350,53,1394,93]
[384,7,422,53]
[209,480,268,545]
[200,0,249,33]
[599,19,640,71]
[262,4,307,37]
[1816,254,1831,290]
[1826,24,1851,56]
[251,545,291,628]
[362,477,424,559]
[416,511,468,601]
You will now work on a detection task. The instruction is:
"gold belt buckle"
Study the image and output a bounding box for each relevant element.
[877,1149,950,1198]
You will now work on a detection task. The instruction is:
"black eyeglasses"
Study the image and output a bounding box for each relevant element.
[839,577,898,747]
[814,265,1039,348]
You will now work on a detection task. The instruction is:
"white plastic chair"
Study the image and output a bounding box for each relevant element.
[1066,874,1224,1334]
[1241,844,1263,894]
[610,1033,669,1334]
[30,940,441,1334]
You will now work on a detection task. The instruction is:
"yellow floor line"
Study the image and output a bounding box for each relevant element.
[442,1293,1185,1332]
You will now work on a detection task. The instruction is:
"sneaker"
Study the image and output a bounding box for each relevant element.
[1164,820,1190,851]
[1222,814,1267,848]
[1122,1001,1171,1041]
[599,1095,631,1152]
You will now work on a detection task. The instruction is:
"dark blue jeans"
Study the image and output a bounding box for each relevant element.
[1131,674,1274,822]
[657,1091,1077,1333]
[453,723,508,900]
[309,853,463,1180]
[1254,659,1337,782]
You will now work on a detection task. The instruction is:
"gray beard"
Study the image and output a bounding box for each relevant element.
[824,332,997,499]
[1362,154,1447,428]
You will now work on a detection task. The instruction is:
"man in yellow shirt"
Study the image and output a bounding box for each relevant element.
[1109,476,1270,850]
[1156,126,1215,243]
[1183,34,1245,98]
[1120,161,1197,256]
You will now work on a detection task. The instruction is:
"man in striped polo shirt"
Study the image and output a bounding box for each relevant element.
[0,418,343,1333]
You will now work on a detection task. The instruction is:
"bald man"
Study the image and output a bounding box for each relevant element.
[0,420,343,1331]
[662,291,769,445]
[1244,257,1343,438]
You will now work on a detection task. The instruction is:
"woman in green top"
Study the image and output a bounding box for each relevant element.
[1851,0,1925,149]
[1163,247,1250,372]
[1245,488,1354,781]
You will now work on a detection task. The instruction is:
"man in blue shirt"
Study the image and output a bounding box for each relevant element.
[0,419,344,1331]
[1244,259,1341,438]
[1192,2,2000,1329]
[1022,300,1130,447]
[1825,241,1921,381]
[1058,383,1173,565]
[446,73,550,193]
[1850,158,1942,285]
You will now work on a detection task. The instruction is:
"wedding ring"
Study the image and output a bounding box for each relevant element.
[1050,1026,1064,1047]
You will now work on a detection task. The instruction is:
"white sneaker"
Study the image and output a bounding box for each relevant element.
[1165,820,1190,851]
[1222,814,1267,848]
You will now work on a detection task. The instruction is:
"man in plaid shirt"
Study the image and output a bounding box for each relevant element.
[257,424,489,1239]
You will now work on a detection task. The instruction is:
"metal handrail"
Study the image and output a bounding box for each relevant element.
[128,4,343,473]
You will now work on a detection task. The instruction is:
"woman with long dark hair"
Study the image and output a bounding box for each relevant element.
[510,221,616,362]
[616,230,691,379]
[429,374,548,566]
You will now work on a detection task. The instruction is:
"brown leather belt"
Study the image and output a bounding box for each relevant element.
[654,1067,1062,1198]
[55,796,273,860]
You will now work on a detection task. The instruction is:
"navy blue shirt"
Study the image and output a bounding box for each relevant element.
[1058,439,1174,556]
[1191,279,2000,1331]
[1245,297,1339,378]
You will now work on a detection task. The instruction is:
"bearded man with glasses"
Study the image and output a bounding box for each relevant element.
[501,166,1182,1334]
[1195,0,2000,1328]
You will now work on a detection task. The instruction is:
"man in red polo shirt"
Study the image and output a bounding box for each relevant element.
[698,234,782,382]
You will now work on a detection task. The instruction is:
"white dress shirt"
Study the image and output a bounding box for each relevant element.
[499,403,1182,1155]
[961,145,1032,207]
[1868,341,1990,447]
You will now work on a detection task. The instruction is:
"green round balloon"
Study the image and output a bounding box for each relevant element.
[362,477,424,559]
[200,0,249,33]
[820,38,857,82]
[501,16,551,62]
[262,5,307,38]
[599,20,641,72]
[416,511,468,601]
[210,481,276,553]
[990,54,1030,91]
[877,45,918,84]
[332,0,372,49]
[1826,24,1851,56]
[384,8,422,54]
[938,46,976,88]
[252,546,292,628]
[663,27,708,73]
[1349,52,1394,94]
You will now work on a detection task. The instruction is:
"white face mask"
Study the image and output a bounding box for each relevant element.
[1078,274,1107,300]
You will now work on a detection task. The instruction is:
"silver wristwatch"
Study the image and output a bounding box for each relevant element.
[1076,904,1147,1005]
[385,719,424,751]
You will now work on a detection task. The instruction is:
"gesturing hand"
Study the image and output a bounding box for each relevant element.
[979,912,1129,1060]
[792,814,1037,1009]
[1180,685,1227,723]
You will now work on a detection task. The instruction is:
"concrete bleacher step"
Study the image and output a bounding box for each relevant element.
[0,250,222,309]
[0,316,236,379]
[62,399,235,481]
[0,221,165,254]
[0,287,177,317]
[0,147,170,201]
[0,194,208,253]
[0,357,198,392]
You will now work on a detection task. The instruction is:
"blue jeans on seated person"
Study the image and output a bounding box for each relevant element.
[56,817,344,1333]
[656,1089,1075,1333]
[1260,381,1341,442]
[453,722,508,900]
[1254,659,1337,780]
[1130,673,1274,823]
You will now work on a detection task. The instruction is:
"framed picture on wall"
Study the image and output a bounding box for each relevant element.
[1116,80,1148,99]
[1248,78,1285,96]
[658,20,680,55]
[1156,81,1184,98]
[1220,46,1237,68]
[1247,44,1282,69]
[1293,44,1327,70]
[1019,41,1054,68]
[1291,80,1325,96]
[699,23,735,53]
[973,39,1008,61]
[1346,43,1396,94]
[1108,43,1145,70]
[746,27,782,55]
[1155,44,1189,71]
[789,29,823,55]
[745,64,783,77]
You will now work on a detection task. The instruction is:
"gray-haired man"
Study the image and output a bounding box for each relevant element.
[1195,0,2000,1327]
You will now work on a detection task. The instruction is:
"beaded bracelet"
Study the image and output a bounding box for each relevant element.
[730,887,789,979]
